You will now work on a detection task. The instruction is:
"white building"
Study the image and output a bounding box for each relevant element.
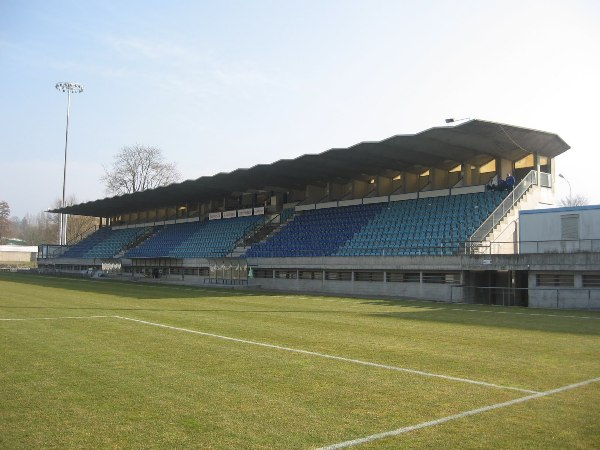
[519,205,600,309]
[520,204,600,254]
[0,245,38,264]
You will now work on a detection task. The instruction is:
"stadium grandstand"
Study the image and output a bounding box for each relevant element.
[39,119,600,309]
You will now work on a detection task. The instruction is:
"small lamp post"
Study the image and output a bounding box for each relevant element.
[558,173,571,201]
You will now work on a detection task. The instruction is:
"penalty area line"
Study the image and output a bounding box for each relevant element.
[317,376,600,449]
[113,315,538,394]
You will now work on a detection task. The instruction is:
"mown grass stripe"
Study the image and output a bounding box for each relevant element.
[318,376,600,449]
[114,315,539,394]
[0,315,114,321]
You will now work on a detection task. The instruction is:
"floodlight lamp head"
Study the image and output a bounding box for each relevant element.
[55,82,84,94]
[445,117,470,124]
[558,173,565,179]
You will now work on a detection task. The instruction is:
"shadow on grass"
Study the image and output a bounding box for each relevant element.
[0,272,273,300]
[362,305,600,337]
[0,305,350,315]
[2,273,599,335]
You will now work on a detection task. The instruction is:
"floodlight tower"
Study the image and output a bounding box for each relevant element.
[55,82,84,245]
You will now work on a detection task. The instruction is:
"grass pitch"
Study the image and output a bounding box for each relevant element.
[1,273,599,449]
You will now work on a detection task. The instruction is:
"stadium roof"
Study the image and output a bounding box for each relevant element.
[54,119,570,217]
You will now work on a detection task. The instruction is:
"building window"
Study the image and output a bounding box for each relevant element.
[253,269,273,279]
[536,273,574,287]
[275,270,297,279]
[325,271,352,281]
[386,272,420,283]
[582,274,600,288]
[354,271,384,282]
[299,271,323,280]
[422,272,460,284]
[561,214,579,240]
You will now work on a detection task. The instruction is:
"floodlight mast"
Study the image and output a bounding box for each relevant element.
[55,82,84,246]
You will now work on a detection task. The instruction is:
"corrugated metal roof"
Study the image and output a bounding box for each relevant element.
[52,119,570,217]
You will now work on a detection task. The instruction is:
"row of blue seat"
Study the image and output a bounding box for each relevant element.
[125,216,263,258]
[244,203,385,258]
[58,191,506,260]
[246,191,506,258]
[335,191,505,256]
[61,227,149,259]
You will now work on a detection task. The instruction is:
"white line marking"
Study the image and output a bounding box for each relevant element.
[0,315,115,321]
[317,376,600,449]
[114,315,538,394]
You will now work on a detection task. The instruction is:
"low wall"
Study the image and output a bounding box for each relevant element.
[528,289,600,310]
[251,278,458,302]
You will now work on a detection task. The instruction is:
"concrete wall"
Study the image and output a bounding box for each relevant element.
[253,277,457,302]
[528,288,600,309]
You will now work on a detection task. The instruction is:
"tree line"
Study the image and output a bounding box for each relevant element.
[1,197,97,246]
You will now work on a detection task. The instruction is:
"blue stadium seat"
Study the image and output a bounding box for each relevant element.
[60,226,152,259]
[125,215,263,259]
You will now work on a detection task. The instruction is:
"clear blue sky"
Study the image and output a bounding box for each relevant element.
[1,0,599,218]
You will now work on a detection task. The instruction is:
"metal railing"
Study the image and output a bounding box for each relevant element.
[37,244,70,259]
[455,286,529,307]
[539,171,552,188]
[234,214,278,250]
[66,224,99,246]
[247,243,464,258]
[39,237,600,261]
[520,239,600,254]
[469,170,539,243]
[466,238,600,255]
[246,238,600,258]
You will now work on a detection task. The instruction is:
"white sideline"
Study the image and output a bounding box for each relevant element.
[114,315,539,394]
[0,315,114,321]
[317,376,600,449]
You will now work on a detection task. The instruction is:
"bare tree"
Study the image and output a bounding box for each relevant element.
[51,196,98,244]
[559,194,588,207]
[8,196,97,246]
[101,144,181,196]
[0,200,10,241]
[12,212,57,245]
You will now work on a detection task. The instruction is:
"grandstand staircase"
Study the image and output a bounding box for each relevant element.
[66,224,98,246]
[467,171,546,254]
[114,227,158,259]
[228,212,297,257]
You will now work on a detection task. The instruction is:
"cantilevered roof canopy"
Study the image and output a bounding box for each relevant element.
[53,119,570,217]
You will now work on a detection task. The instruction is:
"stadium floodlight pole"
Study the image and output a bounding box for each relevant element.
[55,82,84,246]
[558,173,571,200]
